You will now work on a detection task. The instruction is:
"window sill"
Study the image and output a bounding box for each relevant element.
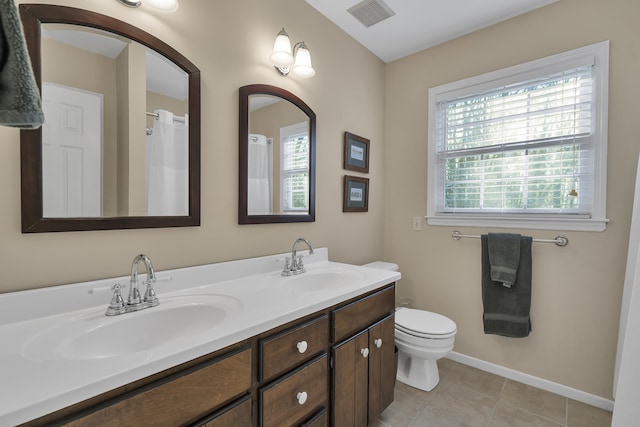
[426,215,608,232]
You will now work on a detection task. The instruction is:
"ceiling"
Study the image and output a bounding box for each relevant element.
[305,0,558,63]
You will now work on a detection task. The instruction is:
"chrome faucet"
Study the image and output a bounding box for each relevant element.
[282,238,314,276]
[106,254,158,316]
[130,254,158,307]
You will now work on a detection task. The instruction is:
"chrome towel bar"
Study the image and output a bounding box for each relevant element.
[451,230,569,247]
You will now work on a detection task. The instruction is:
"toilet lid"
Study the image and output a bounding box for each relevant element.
[395,307,457,336]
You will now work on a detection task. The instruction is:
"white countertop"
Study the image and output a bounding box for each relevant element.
[0,248,399,425]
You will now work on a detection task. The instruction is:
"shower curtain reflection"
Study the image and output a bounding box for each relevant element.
[247,133,272,215]
[146,109,188,216]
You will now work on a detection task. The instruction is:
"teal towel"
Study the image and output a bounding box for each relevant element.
[482,234,533,338]
[488,233,521,287]
[0,0,44,129]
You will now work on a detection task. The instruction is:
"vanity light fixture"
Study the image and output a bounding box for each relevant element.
[270,28,316,78]
[116,0,179,12]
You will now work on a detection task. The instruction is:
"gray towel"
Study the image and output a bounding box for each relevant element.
[482,234,532,338]
[488,233,521,287]
[0,0,44,129]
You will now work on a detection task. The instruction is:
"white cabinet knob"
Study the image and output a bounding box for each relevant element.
[361,348,369,358]
[296,391,308,405]
[374,338,383,348]
[296,340,308,354]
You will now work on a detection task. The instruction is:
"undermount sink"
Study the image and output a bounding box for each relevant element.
[21,294,242,361]
[279,268,368,293]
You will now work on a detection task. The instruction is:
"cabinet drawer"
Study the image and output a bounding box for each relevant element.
[259,354,328,427]
[301,408,327,427]
[332,285,395,342]
[200,395,252,427]
[64,347,252,427]
[260,315,328,382]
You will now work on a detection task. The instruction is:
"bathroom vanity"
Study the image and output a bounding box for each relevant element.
[0,248,399,426]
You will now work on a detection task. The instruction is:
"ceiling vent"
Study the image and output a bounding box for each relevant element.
[347,0,396,28]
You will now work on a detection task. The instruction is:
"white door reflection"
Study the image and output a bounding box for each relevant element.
[42,83,102,217]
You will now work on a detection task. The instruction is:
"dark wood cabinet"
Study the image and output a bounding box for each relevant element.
[367,315,396,421]
[332,330,369,426]
[259,355,328,427]
[23,284,395,427]
[259,315,329,382]
[60,347,252,427]
[331,287,396,426]
[300,408,328,427]
[332,286,395,343]
[200,396,252,427]
[258,316,329,426]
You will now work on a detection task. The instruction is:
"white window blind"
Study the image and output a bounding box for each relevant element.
[427,41,609,231]
[280,122,309,212]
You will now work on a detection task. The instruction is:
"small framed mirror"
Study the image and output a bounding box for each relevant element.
[238,84,316,224]
[19,4,201,232]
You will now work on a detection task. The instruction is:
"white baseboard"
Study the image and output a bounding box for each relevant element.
[446,351,614,412]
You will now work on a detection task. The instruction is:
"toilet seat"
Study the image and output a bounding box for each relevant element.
[395,307,457,339]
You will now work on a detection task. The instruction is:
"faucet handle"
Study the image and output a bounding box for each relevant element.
[281,257,293,276]
[105,284,126,316]
[284,257,293,271]
[143,280,159,307]
[297,255,306,273]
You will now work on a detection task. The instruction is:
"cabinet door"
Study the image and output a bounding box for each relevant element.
[368,314,395,421]
[332,330,369,427]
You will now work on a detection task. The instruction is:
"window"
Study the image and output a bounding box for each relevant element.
[427,41,609,231]
[280,122,309,213]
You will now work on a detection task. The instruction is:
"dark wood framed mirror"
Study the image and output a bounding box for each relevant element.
[238,84,316,224]
[19,4,201,232]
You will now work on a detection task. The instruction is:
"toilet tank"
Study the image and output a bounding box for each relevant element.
[363,261,413,308]
[362,261,399,272]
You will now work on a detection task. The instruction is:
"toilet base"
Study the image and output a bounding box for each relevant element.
[396,349,440,392]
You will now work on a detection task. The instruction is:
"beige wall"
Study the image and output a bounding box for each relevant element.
[384,0,639,399]
[146,91,188,119]
[2,0,386,292]
[124,42,148,216]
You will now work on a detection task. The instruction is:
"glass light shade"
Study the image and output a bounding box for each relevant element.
[291,43,315,78]
[270,29,294,68]
[144,0,179,12]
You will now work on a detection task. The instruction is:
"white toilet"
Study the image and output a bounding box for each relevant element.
[363,261,457,392]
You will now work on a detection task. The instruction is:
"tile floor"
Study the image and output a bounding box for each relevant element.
[370,359,612,427]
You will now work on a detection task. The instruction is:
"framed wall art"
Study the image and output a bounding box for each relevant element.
[344,132,370,173]
[343,175,369,212]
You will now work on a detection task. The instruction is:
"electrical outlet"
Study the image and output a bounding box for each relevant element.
[412,216,422,231]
